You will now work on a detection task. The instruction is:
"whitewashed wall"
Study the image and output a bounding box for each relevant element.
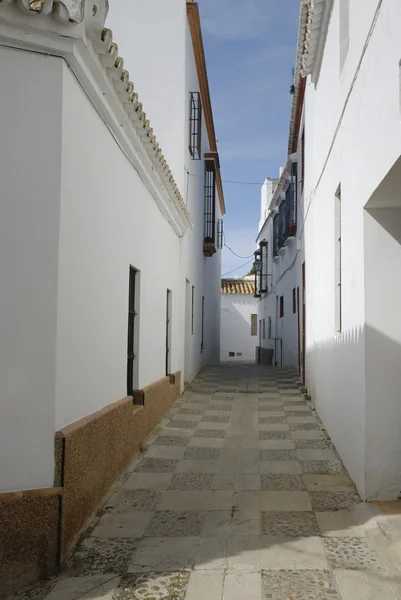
[220,294,258,362]
[304,0,401,499]
[107,3,223,383]
[256,166,304,370]
[0,2,223,492]
[56,63,182,429]
[0,49,62,492]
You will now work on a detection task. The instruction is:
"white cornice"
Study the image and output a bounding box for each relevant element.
[0,0,84,24]
[0,0,193,236]
[302,0,334,83]
[288,1,309,155]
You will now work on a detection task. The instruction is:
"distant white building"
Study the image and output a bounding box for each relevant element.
[220,278,258,362]
[253,18,308,375]
[0,0,224,593]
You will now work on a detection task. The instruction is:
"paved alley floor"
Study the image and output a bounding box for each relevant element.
[17,365,401,600]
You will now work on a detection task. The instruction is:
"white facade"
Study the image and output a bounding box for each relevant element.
[0,0,223,492]
[260,0,401,501]
[220,279,258,362]
[255,163,305,371]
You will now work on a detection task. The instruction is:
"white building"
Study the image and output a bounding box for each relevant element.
[261,0,401,503]
[0,0,224,593]
[299,0,401,502]
[220,277,258,362]
[254,8,308,375]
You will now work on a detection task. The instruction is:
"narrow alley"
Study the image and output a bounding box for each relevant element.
[20,365,401,600]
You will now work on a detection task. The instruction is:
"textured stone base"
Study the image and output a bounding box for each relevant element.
[0,372,181,597]
[0,492,60,597]
[57,372,181,562]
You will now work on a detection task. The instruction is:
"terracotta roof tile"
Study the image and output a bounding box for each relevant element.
[221,278,255,295]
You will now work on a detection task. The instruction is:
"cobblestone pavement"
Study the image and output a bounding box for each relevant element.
[14,366,401,599]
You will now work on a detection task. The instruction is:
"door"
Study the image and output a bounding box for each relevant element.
[301,262,306,383]
[127,266,137,396]
[297,287,301,375]
[165,289,172,376]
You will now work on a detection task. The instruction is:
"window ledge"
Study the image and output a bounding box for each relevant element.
[203,242,217,257]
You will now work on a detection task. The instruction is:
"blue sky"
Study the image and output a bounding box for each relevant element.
[199,0,300,277]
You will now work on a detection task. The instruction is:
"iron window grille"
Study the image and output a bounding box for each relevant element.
[253,248,261,298]
[127,266,137,396]
[217,218,224,249]
[273,214,279,256]
[260,241,268,293]
[189,92,202,160]
[204,159,216,243]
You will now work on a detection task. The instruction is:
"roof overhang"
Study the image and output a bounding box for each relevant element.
[187,1,226,216]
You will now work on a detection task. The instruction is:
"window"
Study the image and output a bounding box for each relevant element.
[284,181,295,236]
[217,218,224,249]
[254,241,268,296]
[339,0,349,74]
[251,314,257,336]
[189,92,202,159]
[301,128,305,192]
[280,296,284,318]
[273,214,279,256]
[191,286,195,334]
[127,266,137,396]
[253,247,261,298]
[204,159,216,244]
[262,318,266,339]
[229,351,235,357]
[268,316,272,340]
[260,241,268,293]
[165,290,172,375]
[293,288,297,314]
[335,185,342,333]
[201,296,205,352]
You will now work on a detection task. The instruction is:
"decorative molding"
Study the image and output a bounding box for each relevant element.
[0,0,84,23]
[302,0,334,83]
[0,0,193,236]
[288,0,309,155]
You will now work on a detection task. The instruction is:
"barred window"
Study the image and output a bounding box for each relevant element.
[189,92,202,159]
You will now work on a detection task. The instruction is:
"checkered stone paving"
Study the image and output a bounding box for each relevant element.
[183,447,221,460]
[323,537,383,570]
[168,473,214,491]
[69,537,139,575]
[260,474,306,490]
[114,571,190,600]
[153,436,190,447]
[144,511,205,537]
[17,365,393,600]
[261,511,319,536]
[262,570,341,599]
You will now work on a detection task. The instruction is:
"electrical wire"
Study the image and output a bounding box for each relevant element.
[224,243,255,259]
[222,257,254,278]
[186,171,271,186]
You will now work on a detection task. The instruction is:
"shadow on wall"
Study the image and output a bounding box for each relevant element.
[306,324,401,501]
[221,299,257,362]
